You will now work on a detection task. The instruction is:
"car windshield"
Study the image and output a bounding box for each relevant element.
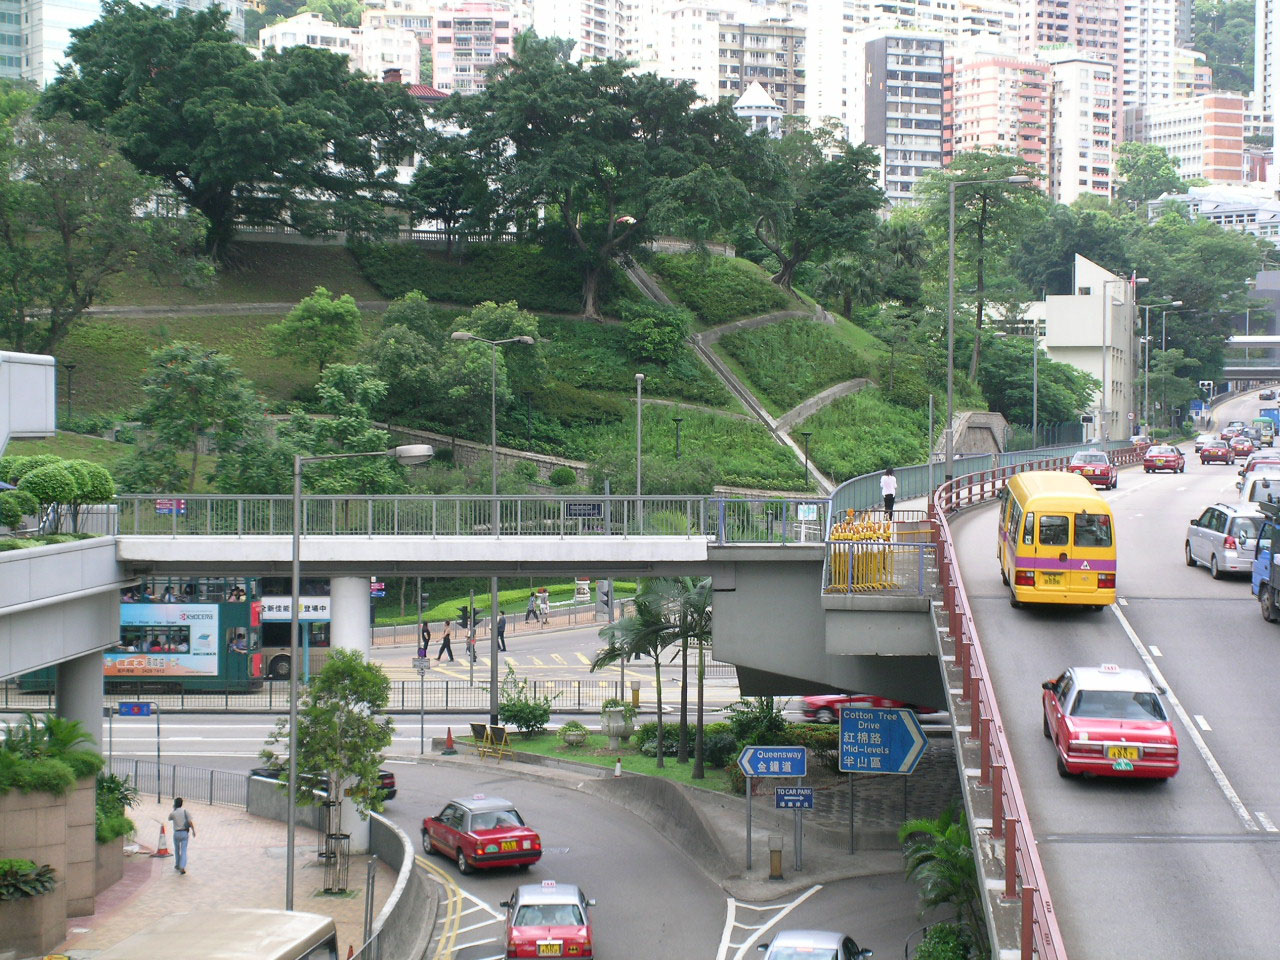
[515,904,584,927]
[1149,446,1177,456]
[470,808,526,830]
[1074,512,1112,548]
[766,950,840,960]
[1070,689,1167,721]
[1073,453,1108,464]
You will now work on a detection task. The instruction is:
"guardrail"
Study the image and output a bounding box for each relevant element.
[112,495,827,544]
[823,541,937,595]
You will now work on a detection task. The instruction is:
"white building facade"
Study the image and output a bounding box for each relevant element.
[1044,49,1115,205]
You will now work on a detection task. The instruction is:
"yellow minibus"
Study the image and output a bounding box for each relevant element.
[91,908,340,960]
[996,471,1117,609]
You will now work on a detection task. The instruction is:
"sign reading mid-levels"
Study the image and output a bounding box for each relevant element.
[838,706,927,775]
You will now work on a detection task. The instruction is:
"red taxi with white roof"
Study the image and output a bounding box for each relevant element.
[1066,451,1117,489]
[501,880,595,959]
[1231,435,1257,457]
[422,794,542,874]
[1142,444,1185,473]
[1041,664,1179,780]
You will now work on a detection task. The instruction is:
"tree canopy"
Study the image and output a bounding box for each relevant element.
[1115,143,1185,205]
[43,1,423,258]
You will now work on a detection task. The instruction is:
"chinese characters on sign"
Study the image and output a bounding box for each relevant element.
[838,707,927,775]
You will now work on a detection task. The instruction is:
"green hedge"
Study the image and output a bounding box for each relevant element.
[720,318,871,413]
[350,242,590,313]
[650,254,791,327]
[795,389,931,483]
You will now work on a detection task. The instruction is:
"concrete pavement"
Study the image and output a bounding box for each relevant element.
[53,800,396,960]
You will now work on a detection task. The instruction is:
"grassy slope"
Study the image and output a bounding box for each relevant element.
[7,434,219,492]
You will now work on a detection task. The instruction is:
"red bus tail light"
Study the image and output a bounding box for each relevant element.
[1014,571,1036,587]
[1098,572,1116,589]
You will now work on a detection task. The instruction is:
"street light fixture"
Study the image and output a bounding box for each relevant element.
[635,374,645,497]
[286,442,433,911]
[801,431,813,486]
[449,331,537,727]
[1137,300,1180,428]
[61,362,76,426]
[673,417,684,460]
[945,174,1032,481]
[1139,335,1154,426]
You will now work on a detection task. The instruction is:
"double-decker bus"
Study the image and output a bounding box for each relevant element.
[20,577,265,694]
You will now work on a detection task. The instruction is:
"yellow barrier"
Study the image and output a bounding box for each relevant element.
[827,509,898,592]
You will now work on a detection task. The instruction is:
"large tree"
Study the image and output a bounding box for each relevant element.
[0,115,205,352]
[43,1,423,259]
[919,152,1047,380]
[446,34,761,317]
[752,135,884,293]
[1115,142,1185,206]
[404,136,493,256]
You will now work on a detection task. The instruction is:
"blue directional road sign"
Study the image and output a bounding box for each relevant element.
[118,702,152,717]
[774,786,814,809]
[839,706,927,775]
[737,745,807,778]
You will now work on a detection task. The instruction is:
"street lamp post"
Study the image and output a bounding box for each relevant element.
[801,431,813,486]
[1140,336,1153,426]
[450,331,536,726]
[286,443,433,911]
[1137,300,1181,430]
[635,373,645,496]
[946,175,1032,481]
[1160,308,1187,428]
[673,417,684,460]
[62,362,76,426]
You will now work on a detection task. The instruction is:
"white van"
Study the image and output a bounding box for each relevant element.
[1242,473,1280,508]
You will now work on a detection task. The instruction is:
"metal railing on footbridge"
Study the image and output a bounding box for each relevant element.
[113,495,828,545]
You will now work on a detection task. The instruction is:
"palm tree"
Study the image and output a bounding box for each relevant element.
[646,577,713,776]
[817,256,884,319]
[875,217,928,272]
[898,805,986,956]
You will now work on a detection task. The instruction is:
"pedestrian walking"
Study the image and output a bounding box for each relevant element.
[525,592,537,623]
[418,620,431,660]
[496,613,507,652]
[538,592,550,624]
[436,620,454,662]
[168,797,195,875]
[881,466,898,522]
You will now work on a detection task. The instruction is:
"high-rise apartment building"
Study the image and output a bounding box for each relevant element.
[362,0,436,39]
[717,17,805,113]
[849,30,945,204]
[1019,0,1121,71]
[1126,92,1246,183]
[1043,50,1115,203]
[1120,0,1191,109]
[515,0,627,60]
[426,0,517,92]
[946,53,1048,172]
[260,11,423,84]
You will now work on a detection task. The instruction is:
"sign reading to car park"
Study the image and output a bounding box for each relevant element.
[737,745,807,778]
[565,502,604,519]
[839,706,927,775]
[774,786,814,809]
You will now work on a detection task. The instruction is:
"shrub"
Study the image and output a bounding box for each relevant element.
[635,720,678,757]
[510,461,539,483]
[558,720,589,746]
[498,664,556,737]
[725,697,788,745]
[650,254,791,326]
[0,859,57,901]
[784,723,839,773]
[0,489,39,528]
[703,731,739,768]
[720,318,870,413]
[95,772,139,844]
[549,466,577,486]
[619,302,693,364]
[913,923,971,960]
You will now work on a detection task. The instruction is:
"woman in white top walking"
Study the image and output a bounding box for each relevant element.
[880,467,898,522]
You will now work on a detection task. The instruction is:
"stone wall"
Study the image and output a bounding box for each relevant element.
[379,423,592,485]
[64,779,97,916]
[0,788,70,958]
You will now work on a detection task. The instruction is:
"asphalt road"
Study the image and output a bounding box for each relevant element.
[952,391,1280,959]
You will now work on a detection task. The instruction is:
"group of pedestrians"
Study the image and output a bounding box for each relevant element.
[419,613,508,663]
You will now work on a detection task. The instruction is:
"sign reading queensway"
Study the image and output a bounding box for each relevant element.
[737,745,807,778]
[839,706,927,775]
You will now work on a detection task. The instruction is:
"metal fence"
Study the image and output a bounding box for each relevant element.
[109,756,253,807]
[823,542,938,595]
[112,495,826,544]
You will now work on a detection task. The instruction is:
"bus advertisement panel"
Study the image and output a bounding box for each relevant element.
[108,604,220,678]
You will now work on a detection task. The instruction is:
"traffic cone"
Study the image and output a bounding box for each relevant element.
[614,757,622,778]
[442,727,458,756]
[151,824,172,858]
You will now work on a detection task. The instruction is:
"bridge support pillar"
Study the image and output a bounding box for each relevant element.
[56,651,104,753]
[328,576,373,853]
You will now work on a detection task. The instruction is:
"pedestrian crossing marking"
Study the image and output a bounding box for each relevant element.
[576,652,591,665]
[530,656,545,666]
[552,654,567,665]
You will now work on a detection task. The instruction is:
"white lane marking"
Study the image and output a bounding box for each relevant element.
[1194,715,1212,731]
[1148,645,1162,657]
[732,885,822,960]
[1118,597,1129,606]
[714,896,737,960]
[1109,605,1258,831]
[1257,812,1279,833]
[716,886,823,960]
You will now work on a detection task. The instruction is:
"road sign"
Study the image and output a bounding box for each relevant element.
[412,657,432,676]
[774,786,814,809]
[1127,411,1135,420]
[1191,399,1206,412]
[153,498,185,516]
[839,706,927,775]
[566,501,604,519]
[737,745,807,778]
[118,702,152,717]
[370,580,386,598]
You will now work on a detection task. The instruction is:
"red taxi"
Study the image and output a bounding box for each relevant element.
[1231,435,1256,457]
[1066,451,1117,489]
[501,881,595,959]
[1042,664,1179,780]
[801,693,938,725]
[1200,441,1235,465]
[423,795,542,874]
[1142,445,1185,473]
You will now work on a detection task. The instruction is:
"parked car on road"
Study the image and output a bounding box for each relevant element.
[757,930,874,960]
[1261,389,1276,400]
[249,765,397,802]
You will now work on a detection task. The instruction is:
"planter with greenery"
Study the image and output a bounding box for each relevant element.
[0,857,62,956]
[558,720,589,747]
[94,772,138,892]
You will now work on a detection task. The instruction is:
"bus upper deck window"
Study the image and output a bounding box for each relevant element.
[1074,512,1112,548]
[1022,512,1035,545]
[1039,515,1069,546]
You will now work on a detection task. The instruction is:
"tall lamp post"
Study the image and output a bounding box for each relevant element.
[1099,277,1148,443]
[1161,308,1187,428]
[286,443,434,910]
[673,417,684,460]
[946,174,1032,480]
[635,374,645,496]
[1137,299,1181,429]
[801,431,813,486]
[450,331,537,726]
[61,362,76,426]
[1140,335,1153,426]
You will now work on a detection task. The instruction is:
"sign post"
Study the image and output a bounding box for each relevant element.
[737,746,808,871]
[413,658,431,754]
[839,706,927,853]
[774,785,814,870]
[120,702,161,800]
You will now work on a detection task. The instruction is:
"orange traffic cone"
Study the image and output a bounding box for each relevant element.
[442,727,457,756]
[614,757,622,778]
[151,823,172,858]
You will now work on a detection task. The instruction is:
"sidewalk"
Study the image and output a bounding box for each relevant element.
[372,602,617,648]
[55,801,395,959]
